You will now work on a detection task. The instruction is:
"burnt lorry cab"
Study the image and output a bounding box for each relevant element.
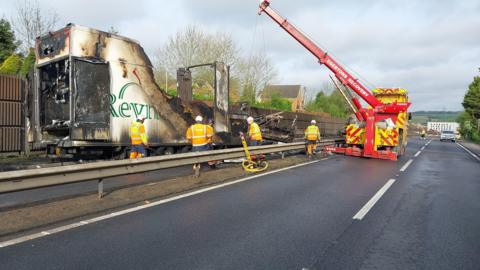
[34,24,231,158]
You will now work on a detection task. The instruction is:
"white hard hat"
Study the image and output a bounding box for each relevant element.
[247,116,254,124]
[195,115,203,122]
[311,120,316,124]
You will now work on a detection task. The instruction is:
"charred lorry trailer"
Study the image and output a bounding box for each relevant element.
[237,107,345,143]
[29,24,346,158]
[30,24,237,158]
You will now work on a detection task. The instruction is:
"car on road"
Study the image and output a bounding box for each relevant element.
[440,130,456,142]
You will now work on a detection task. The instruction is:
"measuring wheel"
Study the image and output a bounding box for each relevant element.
[239,132,269,173]
[242,159,268,172]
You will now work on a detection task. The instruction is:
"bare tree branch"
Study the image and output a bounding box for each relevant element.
[237,53,277,101]
[12,0,59,53]
[153,25,276,101]
[154,25,239,76]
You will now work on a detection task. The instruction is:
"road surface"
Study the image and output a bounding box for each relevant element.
[0,138,479,269]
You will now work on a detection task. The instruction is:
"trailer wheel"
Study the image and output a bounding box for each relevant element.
[163,147,174,155]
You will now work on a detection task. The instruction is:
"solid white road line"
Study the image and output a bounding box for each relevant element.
[0,159,325,248]
[353,179,396,220]
[400,159,413,172]
[414,151,421,157]
[456,142,480,162]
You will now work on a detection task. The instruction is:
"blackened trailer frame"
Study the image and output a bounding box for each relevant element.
[177,61,231,134]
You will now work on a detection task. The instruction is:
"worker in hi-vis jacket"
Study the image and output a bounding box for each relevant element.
[186,115,214,176]
[247,116,262,146]
[129,116,148,159]
[305,120,321,158]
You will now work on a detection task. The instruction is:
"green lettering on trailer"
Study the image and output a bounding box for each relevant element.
[109,94,119,117]
[119,82,141,99]
[131,103,146,118]
[108,82,161,120]
[119,102,131,117]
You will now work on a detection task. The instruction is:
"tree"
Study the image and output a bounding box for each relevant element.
[154,26,277,103]
[12,0,59,53]
[269,93,292,111]
[305,82,350,118]
[328,91,350,117]
[154,25,240,100]
[0,19,19,63]
[457,111,479,142]
[238,53,277,103]
[154,25,238,75]
[0,54,23,74]
[19,48,35,76]
[462,75,480,119]
[458,73,480,142]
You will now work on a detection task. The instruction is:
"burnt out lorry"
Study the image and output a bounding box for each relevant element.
[29,24,345,158]
[31,24,237,158]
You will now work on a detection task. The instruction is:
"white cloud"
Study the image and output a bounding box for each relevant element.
[1,0,478,111]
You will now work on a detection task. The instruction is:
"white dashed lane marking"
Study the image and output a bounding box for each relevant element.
[400,159,413,172]
[353,179,396,220]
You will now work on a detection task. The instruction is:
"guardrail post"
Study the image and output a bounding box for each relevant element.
[98,178,104,198]
[281,152,285,159]
[194,164,200,178]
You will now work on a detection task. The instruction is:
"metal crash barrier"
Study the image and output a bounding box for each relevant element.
[0,139,339,198]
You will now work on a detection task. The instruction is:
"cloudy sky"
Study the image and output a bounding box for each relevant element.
[2,0,479,111]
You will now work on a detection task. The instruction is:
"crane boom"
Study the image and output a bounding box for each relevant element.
[258,1,410,114]
[258,1,381,108]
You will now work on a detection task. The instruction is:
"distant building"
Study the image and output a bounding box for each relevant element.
[260,84,305,111]
[427,122,459,132]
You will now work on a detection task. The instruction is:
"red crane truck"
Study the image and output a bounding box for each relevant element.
[258,0,411,161]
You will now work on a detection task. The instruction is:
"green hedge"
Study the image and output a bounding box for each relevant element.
[0,54,22,75]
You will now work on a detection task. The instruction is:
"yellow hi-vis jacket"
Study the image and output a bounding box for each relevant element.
[130,121,148,145]
[248,122,262,141]
[186,123,213,146]
[305,125,320,141]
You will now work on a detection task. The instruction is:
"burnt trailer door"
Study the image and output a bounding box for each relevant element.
[213,62,230,133]
[38,60,70,134]
[71,59,111,141]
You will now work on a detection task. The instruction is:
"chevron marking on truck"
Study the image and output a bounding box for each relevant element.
[346,127,364,144]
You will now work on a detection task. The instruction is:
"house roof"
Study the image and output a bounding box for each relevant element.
[261,85,303,99]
